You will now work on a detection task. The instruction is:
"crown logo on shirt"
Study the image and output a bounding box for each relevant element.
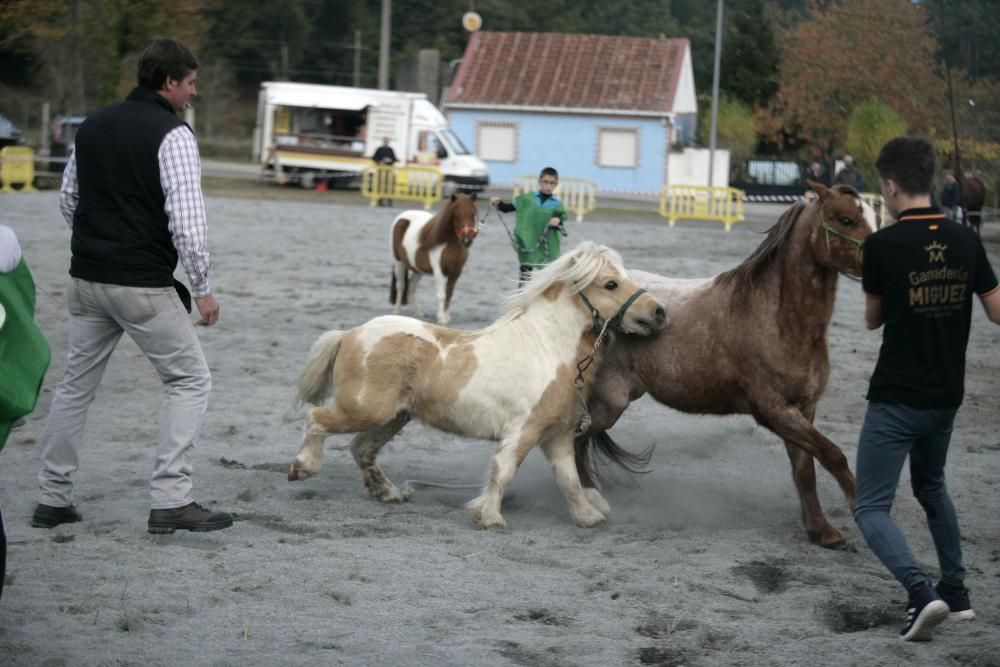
[925,241,946,263]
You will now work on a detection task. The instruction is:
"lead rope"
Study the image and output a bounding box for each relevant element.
[571,287,647,435]
[573,316,612,435]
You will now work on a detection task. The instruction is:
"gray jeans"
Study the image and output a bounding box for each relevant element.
[853,402,964,592]
[38,279,211,510]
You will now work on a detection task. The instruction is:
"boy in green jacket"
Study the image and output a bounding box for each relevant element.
[491,166,568,286]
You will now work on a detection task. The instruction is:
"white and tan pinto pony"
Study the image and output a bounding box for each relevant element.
[288,242,667,529]
[390,192,479,325]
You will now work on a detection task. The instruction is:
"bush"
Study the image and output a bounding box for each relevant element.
[845,100,907,190]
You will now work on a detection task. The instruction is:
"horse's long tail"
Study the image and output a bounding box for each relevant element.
[296,329,345,407]
[580,431,655,489]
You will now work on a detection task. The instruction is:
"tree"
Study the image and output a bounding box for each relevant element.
[922,0,1000,82]
[762,0,944,159]
[0,0,204,114]
[844,99,907,186]
[700,95,757,158]
[720,0,781,108]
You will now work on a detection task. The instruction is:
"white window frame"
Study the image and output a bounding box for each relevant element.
[596,126,640,168]
[476,121,518,162]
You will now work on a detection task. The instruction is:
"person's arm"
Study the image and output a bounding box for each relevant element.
[59,149,79,226]
[159,126,218,326]
[864,292,883,330]
[489,196,516,213]
[980,287,1000,324]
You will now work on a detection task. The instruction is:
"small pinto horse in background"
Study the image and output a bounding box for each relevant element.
[391,192,479,325]
[288,242,667,530]
[575,182,878,549]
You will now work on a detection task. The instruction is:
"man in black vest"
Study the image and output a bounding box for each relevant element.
[853,136,1000,641]
[33,39,232,534]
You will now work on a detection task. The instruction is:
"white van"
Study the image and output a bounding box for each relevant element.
[253,81,488,190]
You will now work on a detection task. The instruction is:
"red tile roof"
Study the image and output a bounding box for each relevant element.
[447,32,689,113]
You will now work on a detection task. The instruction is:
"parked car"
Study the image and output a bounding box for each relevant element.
[0,113,25,150]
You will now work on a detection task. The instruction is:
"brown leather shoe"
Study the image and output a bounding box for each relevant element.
[147,502,233,534]
[31,503,83,528]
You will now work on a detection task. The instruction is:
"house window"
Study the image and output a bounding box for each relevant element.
[477,121,518,162]
[597,127,639,168]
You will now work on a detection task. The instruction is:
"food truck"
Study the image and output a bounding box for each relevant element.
[253,81,488,189]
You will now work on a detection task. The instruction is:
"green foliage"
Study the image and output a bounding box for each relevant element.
[699,95,757,157]
[845,99,907,184]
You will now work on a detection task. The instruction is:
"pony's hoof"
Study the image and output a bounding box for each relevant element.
[583,488,611,516]
[477,516,508,531]
[287,463,301,481]
[573,510,607,529]
[807,528,852,550]
[378,490,404,504]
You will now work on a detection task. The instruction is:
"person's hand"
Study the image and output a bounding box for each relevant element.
[548,217,562,227]
[194,294,219,326]
[490,196,501,207]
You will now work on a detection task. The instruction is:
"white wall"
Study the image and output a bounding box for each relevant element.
[667,147,730,188]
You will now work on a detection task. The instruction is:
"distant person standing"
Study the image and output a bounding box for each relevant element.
[854,135,1000,641]
[372,137,398,207]
[833,154,866,191]
[803,160,831,201]
[33,38,232,535]
[490,167,568,286]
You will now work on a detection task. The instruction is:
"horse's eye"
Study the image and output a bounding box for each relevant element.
[605,280,618,290]
[838,216,853,226]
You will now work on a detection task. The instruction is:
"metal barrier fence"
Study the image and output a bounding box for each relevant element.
[0,146,38,193]
[360,165,443,210]
[512,175,597,222]
[659,185,745,231]
[859,192,887,224]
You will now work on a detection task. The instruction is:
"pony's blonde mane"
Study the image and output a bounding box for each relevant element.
[499,242,624,321]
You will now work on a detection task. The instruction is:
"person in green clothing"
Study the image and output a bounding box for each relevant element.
[0,224,52,602]
[490,166,568,286]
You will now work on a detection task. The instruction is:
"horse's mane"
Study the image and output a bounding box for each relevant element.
[422,194,476,246]
[716,201,806,299]
[499,242,624,319]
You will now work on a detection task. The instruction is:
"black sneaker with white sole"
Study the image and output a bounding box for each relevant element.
[900,584,949,641]
[148,502,233,534]
[936,583,975,621]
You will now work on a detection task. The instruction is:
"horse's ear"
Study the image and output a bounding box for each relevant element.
[450,193,458,201]
[469,191,477,201]
[807,180,831,199]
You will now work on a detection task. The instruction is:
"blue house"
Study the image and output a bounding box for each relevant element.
[444,32,699,195]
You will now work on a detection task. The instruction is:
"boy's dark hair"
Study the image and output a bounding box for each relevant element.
[539,167,559,180]
[875,136,935,195]
[137,39,199,90]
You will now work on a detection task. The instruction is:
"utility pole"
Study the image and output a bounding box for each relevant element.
[353,30,362,87]
[945,65,965,223]
[707,0,724,188]
[378,0,391,90]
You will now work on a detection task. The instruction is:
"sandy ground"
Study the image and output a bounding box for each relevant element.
[1,190,999,666]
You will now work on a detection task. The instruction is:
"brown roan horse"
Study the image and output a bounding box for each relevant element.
[961,175,986,235]
[391,193,479,326]
[575,182,879,548]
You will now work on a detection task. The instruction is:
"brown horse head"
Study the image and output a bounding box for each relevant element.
[446,192,479,248]
[806,181,877,278]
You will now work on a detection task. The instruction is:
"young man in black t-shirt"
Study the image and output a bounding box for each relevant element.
[854,136,1000,641]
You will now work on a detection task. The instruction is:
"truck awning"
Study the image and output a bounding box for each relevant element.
[266,91,374,111]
